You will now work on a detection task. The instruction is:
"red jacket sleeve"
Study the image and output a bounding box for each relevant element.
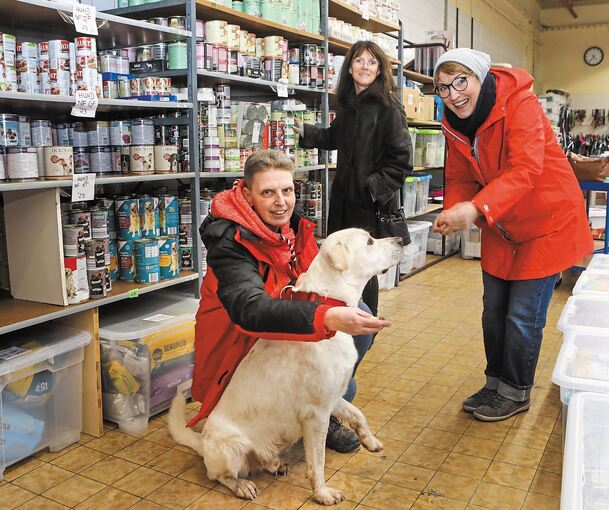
[471,94,545,227]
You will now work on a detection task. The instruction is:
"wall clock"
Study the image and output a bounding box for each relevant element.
[584,46,604,66]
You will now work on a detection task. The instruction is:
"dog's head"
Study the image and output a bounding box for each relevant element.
[322,229,402,279]
[145,202,154,213]
[130,203,138,214]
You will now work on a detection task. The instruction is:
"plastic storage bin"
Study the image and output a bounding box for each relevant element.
[415,175,431,215]
[378,264,398,290]
[99,292,198,434]
[0,324,91,479]
[400,220,432,275]
[587,253,609,272]
[557,295,609,336]
[573,270,609,296]
[461,225,481,259]
[413,129,444,168]
[403,177,417,218]
[561,392,609,510]
[552,330,609,435]
[415,211,460,256]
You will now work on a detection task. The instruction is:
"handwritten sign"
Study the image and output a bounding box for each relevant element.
[277,82,289,98]
[71,173,95,202]
[73,3,98,35]
[71,90,98,118]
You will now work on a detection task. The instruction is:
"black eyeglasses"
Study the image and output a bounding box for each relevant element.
[434,73,472,98]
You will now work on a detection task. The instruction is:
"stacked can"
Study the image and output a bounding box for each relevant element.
[295,179,323,234]
[74,37,99,96]
[0,33,18,92]
[16,41,39,94]
[130,119,155,175]
[115,196,140,282]
[154,120,179,174]
[299,44,324,89]
[178,198,194,271]
[134,238,160,284]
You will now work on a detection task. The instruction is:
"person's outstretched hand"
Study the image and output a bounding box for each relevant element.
[325,307,390,336]
[433,201,480,235]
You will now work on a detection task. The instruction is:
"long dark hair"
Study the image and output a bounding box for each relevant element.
[336,40,398,108]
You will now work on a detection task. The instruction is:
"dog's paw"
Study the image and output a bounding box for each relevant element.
[274,462,289,476]
[361,435,383,452]
[234,479,258,500]
[314,486,345,506]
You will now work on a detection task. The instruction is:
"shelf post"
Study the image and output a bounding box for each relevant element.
[321,0,330,238]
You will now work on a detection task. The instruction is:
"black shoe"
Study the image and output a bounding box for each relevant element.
[473,393,530,422]
[462,387,497,413]
[326,416,360,453]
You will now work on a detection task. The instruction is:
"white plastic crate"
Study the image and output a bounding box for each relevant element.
[0,324,91,479]
[557,295,609,336]
[400,221,432,275]
[461,225,481,259]
[99,292,198,434]
[403,177,417,218]
[378,264,398,290]
[561,392,609,510]
[573,270,609,297]
[588,253,609,272]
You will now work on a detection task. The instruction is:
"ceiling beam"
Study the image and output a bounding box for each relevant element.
[561,0,579,17]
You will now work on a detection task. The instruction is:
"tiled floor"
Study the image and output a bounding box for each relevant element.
[1,256,571,509]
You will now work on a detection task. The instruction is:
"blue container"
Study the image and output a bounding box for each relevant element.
[115,197,141,241]
[134,238,160,284]
[159,195,179,236]
[158,236,180,280]
[139,196,160,238]
[108,239,119,281]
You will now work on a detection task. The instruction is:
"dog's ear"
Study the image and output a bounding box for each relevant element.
[327,240,351,271]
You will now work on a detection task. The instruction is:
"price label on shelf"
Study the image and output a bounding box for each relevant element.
[277,82,289,98]
[71,90,98,118]
[71,173,96,202]
[72,4,98,36]
[128,289,140,298]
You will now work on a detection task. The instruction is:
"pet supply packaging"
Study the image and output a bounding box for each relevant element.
[399,220,432,275]
[573,270,609,297]
[587,253,609,272]
[413,129,445,168]
[461,225,481,259]
[99,292,198,434]
[557,295,609,336]
[552,330,609,437]
[0,324,91,479]
[561,392,609,510]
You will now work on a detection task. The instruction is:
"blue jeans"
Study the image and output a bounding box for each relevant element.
[482,271,559,402]
[343,302,374,403]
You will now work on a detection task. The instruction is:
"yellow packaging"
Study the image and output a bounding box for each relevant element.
[141,321,195,372]
[420,96,436,122]
[402,89,422,120]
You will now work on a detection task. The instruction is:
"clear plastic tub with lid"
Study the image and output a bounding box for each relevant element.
[587,253,609,272]
[557,295,609,336]
[573,270,609,297]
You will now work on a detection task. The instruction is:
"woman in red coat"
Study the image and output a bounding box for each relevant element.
[432,48,593,422]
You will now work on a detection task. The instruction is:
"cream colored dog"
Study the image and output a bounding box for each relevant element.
[169,229,403,505]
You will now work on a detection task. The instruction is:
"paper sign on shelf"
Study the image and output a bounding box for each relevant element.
[73,3,98,36]
[252,122,261,144]
[71,90,98,118]
[71,173,95,202]
[277,82,289,98]
[362,8,370,20]
[143,314,176,323]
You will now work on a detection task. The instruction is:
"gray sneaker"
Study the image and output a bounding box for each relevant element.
[326,416,360,453]
[462,387,497,413]
[473,393,530,422]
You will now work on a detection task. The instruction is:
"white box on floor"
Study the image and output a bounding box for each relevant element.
[573,270,609,296]
[461,225,481,259]
[400,221,432,275]
[99,293,198,434]
[588,253,609,272]
[0,324,91,479]
[557,295,609,335]
[561,392,609,510]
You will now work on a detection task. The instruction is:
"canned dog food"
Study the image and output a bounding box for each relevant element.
[87,268,106,299]
[108,240,118,281]
[110,120,132,146]
[148,17,168,26]
[54,123,72,146]
[85,238,106,270]
[89,146,112,174]
[118,239,136,281]
[131,119,155,145]
[115,197,141,240]
[159,195,179,236]
[136,45,154,62]
[139,196,160,238]
[168,16,186,30]
[7,146,38,180]
[86,121,111,146]
[72,123,88,146]
[134,238,160,284]
[65,255,89,304]
[158,236,180,279]
[73,146,90,174]
[180,245,193,270]
[129,145,154,175]
[0,148,6,180]
[179,223,192,246]
[62,223,85,257]
[43,146,74,179]
[71,210,92,240]
[120,146,130,174]
[90,207,109,238]
[0,114,20,146]
[154,145,178,173]
[18,116,31,146]
[111,146,121,173]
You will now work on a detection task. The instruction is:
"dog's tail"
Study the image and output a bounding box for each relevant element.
[168,391,203,455]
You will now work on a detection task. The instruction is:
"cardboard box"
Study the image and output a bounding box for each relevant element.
[420,96,436,122]
[403,88,421,120]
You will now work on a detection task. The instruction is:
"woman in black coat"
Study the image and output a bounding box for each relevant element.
[296,40,412,316]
